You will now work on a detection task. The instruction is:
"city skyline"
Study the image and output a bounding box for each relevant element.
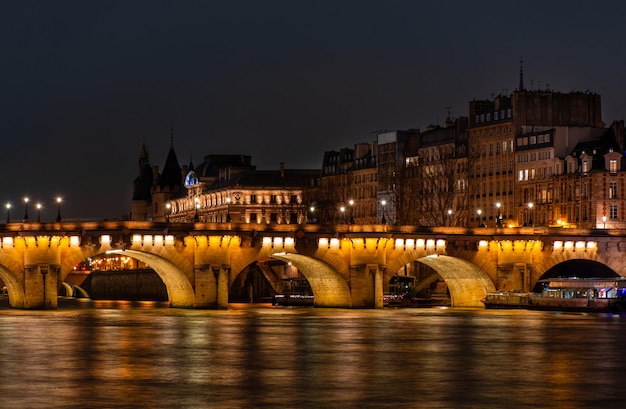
[2,1,625,220]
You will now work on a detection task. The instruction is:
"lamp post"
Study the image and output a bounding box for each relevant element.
[36,203,42,223]
[340,206,345,224]
[528,202,533,226]
[165,202,171,223]
[496,202,502,227]
[309,205,315,224]
[380,200,387,224]
[226,197,231,222]
[23,197,29,222]
[477,209,482,226]
[602,215,607,229]
[349,199,355,224]
[447,209,452,226]
[5,203,11,224]
[56,197,62,222]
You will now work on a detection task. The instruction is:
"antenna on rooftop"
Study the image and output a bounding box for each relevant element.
[518,57,525,91]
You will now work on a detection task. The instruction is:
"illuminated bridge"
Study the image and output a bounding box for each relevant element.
[0,221,623,309]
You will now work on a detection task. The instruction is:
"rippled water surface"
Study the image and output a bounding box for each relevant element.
[1,301,625,408]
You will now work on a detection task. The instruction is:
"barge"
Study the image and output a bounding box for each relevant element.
[482,277,626,313]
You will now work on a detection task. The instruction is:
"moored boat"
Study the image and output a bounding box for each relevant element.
[271,293,314,306]
[482,277,626,312]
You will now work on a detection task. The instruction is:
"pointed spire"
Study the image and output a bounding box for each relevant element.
[518,57,525,91]
[170,119,174,148]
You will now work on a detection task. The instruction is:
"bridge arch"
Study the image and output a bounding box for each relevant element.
[414,255,495,307]
[270,252,351,308]
[113,250,195,308]
[531,259,620,292]
[0,264,25,308]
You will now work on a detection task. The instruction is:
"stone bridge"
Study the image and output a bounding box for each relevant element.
[0,221,623,309]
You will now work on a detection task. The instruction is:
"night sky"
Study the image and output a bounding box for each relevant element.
[2,0,625,220]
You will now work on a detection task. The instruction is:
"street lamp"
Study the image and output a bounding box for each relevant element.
[495,202,502,227]
[477,209,482,226]
[165,202,171,223]
[36,203,42,222]
[349,199,355,224]
[602,215,607,229]
[380,200,387,224]
[23,197,29,222]
[340,206,346,224]
[5,203,11,224]
[308,205,315,223]
[56,197,62,222]
[528,202,534,226]
[447,209,452,226]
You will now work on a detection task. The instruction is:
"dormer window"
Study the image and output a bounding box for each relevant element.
[582,160,589,173]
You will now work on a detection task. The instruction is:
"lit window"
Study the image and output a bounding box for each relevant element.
[609,181,618,199]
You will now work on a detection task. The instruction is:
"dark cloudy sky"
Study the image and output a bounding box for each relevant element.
[1,0,625,220]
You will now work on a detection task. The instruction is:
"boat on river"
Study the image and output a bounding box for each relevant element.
[481,277,626,313]
[271,293,314,306]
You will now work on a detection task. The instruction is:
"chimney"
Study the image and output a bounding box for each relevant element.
[280,162,285,177]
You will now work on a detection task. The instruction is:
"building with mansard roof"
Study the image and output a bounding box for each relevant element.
[168,157,319,225]
[541,120,626,229]
[317,142,378,225]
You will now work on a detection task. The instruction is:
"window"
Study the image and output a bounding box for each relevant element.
[610,159,618,173]
[610,204,619,220]
[609,181,618,199]
[582,160,589,173]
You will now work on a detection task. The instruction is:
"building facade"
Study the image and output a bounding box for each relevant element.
[168,157,319,225]
[317,143,378,225]
[413,117,469,226]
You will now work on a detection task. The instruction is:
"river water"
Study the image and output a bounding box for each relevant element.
[0,300,625,409]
